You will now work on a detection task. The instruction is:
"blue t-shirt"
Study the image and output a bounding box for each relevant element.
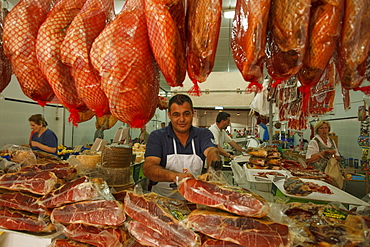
[145,122,217,169]
[31,129,58,155]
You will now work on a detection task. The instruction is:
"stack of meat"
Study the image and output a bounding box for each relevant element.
[281,159,331,183]
[245,147,282,170]
[0,162,78,233]
[283,202,370,246]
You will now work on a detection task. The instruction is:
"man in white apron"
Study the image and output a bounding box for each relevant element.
[143,94,221,200]
[209,111,245,162]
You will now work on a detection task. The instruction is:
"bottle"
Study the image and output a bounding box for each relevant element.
[348,158,354,167]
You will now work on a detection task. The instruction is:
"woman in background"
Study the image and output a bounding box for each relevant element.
[29,114,58,155]
[306,120,340,171]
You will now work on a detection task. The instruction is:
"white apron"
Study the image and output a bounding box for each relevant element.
[152,138,203,200]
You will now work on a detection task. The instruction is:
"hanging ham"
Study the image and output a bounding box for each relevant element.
[60,0,114,117]
[144,0,186,87]
[2,0,54,104]
[90,0,159,128]
[266,0,311,84]
[337,0,370,90]
[231,0,270,93]
[36,0,89,125]
[298,0,344,87]
[0,3,11,94]
[186,0,222,96]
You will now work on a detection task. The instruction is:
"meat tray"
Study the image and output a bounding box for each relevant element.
[0,227,60,239]
[244,168,291,192]
[272,178,370,206]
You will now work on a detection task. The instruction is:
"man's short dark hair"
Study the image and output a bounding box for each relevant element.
[168,94,193,111]
[216,111,230,123]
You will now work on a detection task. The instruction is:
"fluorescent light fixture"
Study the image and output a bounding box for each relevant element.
[223,10,235,19]
[215,106,224,110]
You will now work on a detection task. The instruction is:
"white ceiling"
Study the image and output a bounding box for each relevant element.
[6,0,238,92]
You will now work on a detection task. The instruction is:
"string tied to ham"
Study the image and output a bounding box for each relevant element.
[245,81,263,94]
[187,79,202,96]
[299,85,311,114]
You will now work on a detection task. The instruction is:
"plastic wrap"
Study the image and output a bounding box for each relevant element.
[40,176,114,208]
[231,0,270,93]
[0,1,11,94]
[0,191,49,215]
[63,223,128,247]
[51,199,125,227]
[0,207,54,233]
[20,162,77,181]
[0,170,59,195]
[187,0,222,96]
[124,191,200,247]
[60,0,114,117]
[90,0,159,128]
[178,175,269,218]
[1,144,36,166]
[36,0,89,125]
[186,208,292,247]
[51,238,94,247]
[2,0,54,105]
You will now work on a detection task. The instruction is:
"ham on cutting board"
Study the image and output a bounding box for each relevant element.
[186,0,222,96]
[90,0,160,128]
[60,0,114,117]
[36,0,89,124]
[178,177,269,218]
[2,0,54,104]
[231,0,270,93]
[145,0,186,88]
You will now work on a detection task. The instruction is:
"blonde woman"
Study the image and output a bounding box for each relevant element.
[306,120,340,171]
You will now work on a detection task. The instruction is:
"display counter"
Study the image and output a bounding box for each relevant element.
[0,229,61,247]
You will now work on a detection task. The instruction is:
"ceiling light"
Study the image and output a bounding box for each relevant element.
[215,106,224,110]
[223,10,235,19]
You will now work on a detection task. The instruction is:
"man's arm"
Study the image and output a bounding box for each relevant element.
[228,140,244,152]
[142,156,194,183]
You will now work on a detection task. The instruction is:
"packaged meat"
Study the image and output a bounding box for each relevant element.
[0,207,54,233]
[51,199,126,227]
[187,0,222,95]
[178,177,269,218]
[2,0,54,104]
[0,170,59,195]
[0,191,49,215]
[187,209,291,247]
[124,191,199,247]
[60,0,114,117]
[52,239,94,247]
[90,0,160,128]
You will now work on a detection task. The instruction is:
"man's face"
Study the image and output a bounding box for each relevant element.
[220,117,231,130]
[168,102,193,134]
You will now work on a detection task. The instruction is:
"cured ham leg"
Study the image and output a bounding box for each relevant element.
[187,0,222,95]
[36,0,89,124]
[145,0,186,87]
[90,0,159,128]
[0,3,11,94]
[2,0,54,104]
[61,0,114,117]
[337,0,370,90]
[266,0,311,83]
[231,0,270,93]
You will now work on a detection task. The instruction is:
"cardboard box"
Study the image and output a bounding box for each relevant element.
[90,138,108,152]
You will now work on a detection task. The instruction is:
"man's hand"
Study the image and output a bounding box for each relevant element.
[173,172,194,183]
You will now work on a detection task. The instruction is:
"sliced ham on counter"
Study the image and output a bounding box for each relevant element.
[266,0,311,84]
[337,0,370,90]
[0,191,49,215]
[186,0,222,95]
[187,209,291,247]
[64,223,128,247]
[36,0,89,124]
[51,200,126,227]
[90,0,159,128]
[2,0,54,104]
[0,207,54,233]
[231,0,270,93]
[298,0,344,87]
[144,0,186,87]
[178,177,269,218]
[60,0,114,117]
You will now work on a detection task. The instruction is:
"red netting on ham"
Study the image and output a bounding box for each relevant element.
[60,0,114,117]
[2,0,55,104]
[90,0,159,128]
[36,0,89,125]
